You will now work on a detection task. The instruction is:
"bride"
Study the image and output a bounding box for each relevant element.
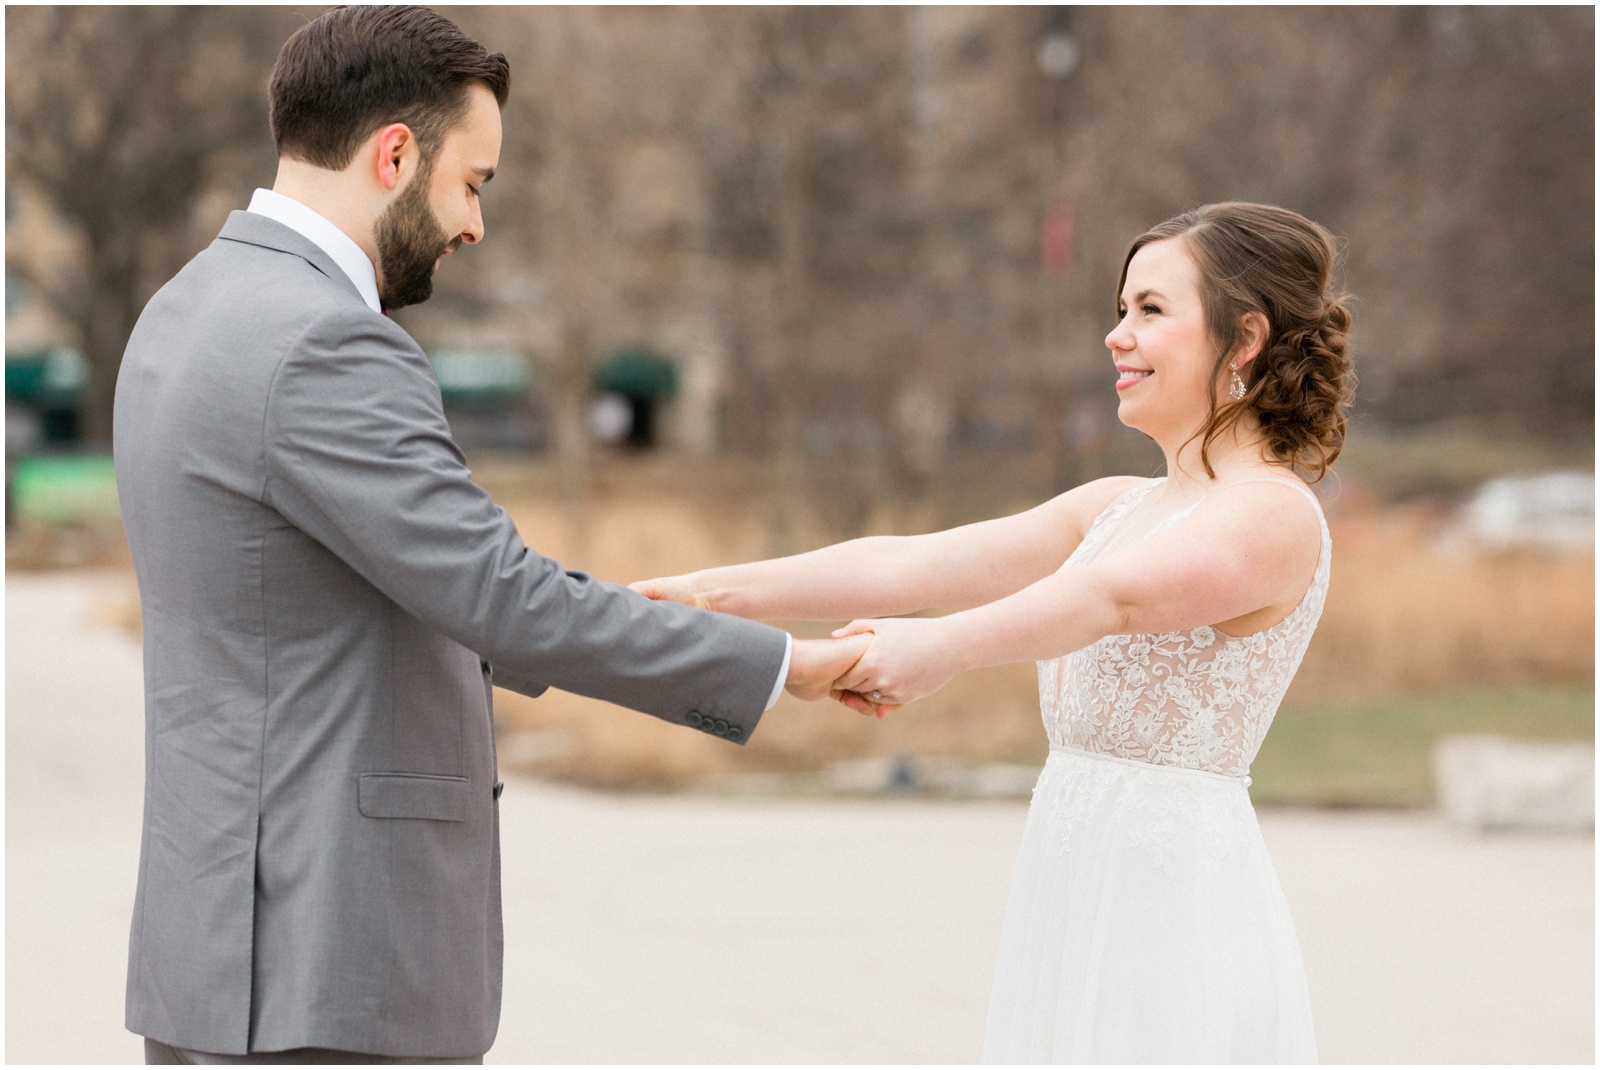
[635,202,1353,1063]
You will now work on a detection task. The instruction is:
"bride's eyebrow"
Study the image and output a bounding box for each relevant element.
[1119,288,1168,307]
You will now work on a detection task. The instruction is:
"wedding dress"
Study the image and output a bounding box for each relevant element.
[981,477,1327,1064]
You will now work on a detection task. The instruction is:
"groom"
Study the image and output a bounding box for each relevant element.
[114,7,865,1064]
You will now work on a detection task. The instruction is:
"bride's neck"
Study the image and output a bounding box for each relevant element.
[1158,420,1277,495]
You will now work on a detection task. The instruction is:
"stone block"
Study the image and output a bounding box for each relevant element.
[1433,734,1594,831]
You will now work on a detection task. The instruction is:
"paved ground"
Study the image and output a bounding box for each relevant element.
[7,571,1594,1064]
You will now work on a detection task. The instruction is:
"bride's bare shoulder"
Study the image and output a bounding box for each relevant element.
[1036,475,1153,540]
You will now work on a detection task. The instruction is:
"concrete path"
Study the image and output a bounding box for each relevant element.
[7,572,1593,1064]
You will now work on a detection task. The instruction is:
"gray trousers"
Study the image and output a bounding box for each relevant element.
[144,1039,482,1064]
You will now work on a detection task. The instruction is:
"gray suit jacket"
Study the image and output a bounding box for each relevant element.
[113,212,788,1057]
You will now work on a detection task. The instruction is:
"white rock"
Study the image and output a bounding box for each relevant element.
[1460,471,1595,548]
[1433,734,1595,831]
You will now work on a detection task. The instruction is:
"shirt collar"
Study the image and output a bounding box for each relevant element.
[246,188,382,313]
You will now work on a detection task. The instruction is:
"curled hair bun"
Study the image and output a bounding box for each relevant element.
[1119,202,1357,482]
[1249,293,1355,481]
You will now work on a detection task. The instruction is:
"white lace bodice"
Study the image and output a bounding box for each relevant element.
[1039,477,1330,778]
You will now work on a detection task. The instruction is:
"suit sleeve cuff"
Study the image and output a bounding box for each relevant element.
[765,633,793,711]
[485,663,549,700]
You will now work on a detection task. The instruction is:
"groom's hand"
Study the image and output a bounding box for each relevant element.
[787,635,902,718]
[787,635,880,710]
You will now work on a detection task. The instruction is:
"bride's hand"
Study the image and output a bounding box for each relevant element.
[831,688,905,719]
[629,573,717,613]
[828,617,962,709]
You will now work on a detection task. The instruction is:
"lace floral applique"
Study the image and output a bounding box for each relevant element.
[1039,479,1331,778]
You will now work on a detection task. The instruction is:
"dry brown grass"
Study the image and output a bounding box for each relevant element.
[481,454,1595,789]
[5,519,133,573]
[1290,500,1595,703]
[33,452,1592,791]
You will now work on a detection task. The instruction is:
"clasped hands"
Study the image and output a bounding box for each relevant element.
[785,617,964,717]
[630,576,959,719]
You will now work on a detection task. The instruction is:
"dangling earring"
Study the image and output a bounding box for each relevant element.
[1228,365,1246,401]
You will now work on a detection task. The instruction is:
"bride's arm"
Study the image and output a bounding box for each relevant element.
[633,476,1146,622]
[831,481,1323,703]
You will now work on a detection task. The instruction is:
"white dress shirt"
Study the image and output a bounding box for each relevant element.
[248,188,382,313]
[245,188,793,711]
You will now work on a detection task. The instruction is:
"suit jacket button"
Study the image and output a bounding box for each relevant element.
[481,659,493,678]
[713,718,730,736]
[728,726,743,742]
[492,781,504,800]
[687,711,703,728]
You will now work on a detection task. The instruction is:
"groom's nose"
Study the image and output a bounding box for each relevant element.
[461,200,485,245]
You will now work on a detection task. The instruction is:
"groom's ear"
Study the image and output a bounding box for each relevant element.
[371,122,419,193]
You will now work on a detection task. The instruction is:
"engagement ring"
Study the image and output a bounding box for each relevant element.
[869,690,883,702]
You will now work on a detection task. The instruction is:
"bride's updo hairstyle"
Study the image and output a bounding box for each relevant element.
[1118,202,1356,483]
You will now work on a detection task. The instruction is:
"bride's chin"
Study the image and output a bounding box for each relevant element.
[1114,399,1148,432]
[1116,397,1203,438]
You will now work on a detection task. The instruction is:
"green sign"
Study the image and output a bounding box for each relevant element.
[427,350,531,406]
[6,348,88,406]
[594,350,678,399]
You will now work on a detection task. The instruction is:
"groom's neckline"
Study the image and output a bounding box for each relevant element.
[246,188,381,313]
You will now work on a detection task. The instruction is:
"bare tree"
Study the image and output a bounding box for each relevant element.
[700,9,930,546]
[5,6,298,443]
[515,7,609,554]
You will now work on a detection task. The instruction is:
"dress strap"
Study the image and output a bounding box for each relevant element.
[1112,477,1165,511]
[1226,478,1331,592]
[1223,477,1328,536]
[1086,478,1164,536]
[1063,478,1164,568]
[1224,476,1322,510]
[1147,477,1328,559]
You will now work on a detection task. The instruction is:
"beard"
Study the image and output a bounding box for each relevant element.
[374,165,456,312]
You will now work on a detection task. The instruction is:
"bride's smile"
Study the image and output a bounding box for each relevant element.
[1114,364,1152,388]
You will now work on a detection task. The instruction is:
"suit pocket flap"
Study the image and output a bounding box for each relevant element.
[358,773,470,822]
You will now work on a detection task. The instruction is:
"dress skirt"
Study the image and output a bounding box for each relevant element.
[981,745,1317,1064]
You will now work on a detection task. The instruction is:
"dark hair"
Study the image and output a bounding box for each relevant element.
[269,6,509,170]
[1117,202,1356,483]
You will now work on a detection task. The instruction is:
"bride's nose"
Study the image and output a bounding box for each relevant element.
[1105,318,1132,352]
